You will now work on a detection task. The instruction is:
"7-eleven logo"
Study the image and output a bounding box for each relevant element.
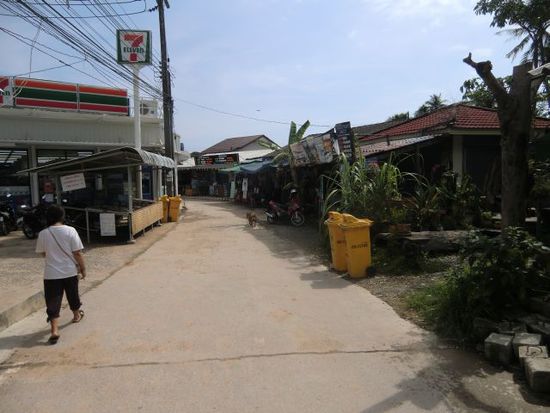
[119,30,150,64]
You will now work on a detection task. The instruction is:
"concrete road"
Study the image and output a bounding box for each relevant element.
[0,199,548,413]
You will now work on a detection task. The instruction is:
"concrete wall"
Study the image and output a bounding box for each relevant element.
[0,107,163,149]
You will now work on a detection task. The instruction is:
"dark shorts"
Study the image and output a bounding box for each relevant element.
[44,276,81,321]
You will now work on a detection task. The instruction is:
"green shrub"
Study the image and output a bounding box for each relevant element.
[407,228,550,341]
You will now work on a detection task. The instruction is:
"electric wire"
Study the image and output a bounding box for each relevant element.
[0,1,162,98]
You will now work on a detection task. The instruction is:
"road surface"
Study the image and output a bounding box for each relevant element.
[0,199,548,412]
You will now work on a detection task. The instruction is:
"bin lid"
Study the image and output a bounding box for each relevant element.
[324,211,343,225]
[339,213,373,228]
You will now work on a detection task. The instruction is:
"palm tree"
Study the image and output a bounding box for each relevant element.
[414,94,447,117]
[475,0,550,110]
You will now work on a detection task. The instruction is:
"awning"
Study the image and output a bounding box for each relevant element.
[240,159,273,174]
[19,146,176,175]
[219,159,273,174]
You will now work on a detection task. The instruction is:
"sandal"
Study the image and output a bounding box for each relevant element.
[48,335,60,345]
[72,310,85,323]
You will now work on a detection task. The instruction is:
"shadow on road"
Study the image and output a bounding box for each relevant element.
[187,199,550,412]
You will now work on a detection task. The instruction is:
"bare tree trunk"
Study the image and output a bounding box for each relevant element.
[499,63,533,227]
[463,55,543,228]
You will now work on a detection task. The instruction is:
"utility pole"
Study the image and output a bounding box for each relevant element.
[155,0,175,195]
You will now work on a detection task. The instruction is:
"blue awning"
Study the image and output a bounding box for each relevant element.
[240,159,273,174]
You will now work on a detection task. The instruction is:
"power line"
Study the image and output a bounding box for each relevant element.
[174,96,331,128]
[15,58,87,77]
[0,1,162,98]
[0,0,147,18]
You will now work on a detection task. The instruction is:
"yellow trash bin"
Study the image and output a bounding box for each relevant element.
[339,214,374,279]
[168,196,182,222]
[160,195,170,223]
[324,211,347,272]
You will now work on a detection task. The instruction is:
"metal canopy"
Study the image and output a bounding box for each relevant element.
[18,146,176,175]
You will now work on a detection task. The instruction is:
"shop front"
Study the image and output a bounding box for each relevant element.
[20,147,175,242]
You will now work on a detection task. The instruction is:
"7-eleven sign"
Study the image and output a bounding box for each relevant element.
[117,30,152,65]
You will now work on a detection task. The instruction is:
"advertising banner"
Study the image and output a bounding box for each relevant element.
[290,131,335,167]
[117,30,152,65]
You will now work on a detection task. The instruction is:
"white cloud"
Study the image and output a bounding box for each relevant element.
[364,0,473,19]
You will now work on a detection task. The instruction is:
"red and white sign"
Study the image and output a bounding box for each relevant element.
[117,30,152,65]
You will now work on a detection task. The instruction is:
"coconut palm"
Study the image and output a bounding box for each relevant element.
[415,94,447,117]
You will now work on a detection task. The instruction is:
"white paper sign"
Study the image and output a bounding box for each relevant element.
[100,213,116,236]
[60,173,86,192]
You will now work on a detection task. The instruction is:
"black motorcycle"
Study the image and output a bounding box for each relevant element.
[20,203,48,239]
[0,196,19,236]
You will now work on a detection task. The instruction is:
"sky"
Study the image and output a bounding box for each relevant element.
[0,0,521,152]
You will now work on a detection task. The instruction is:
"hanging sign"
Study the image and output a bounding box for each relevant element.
[334,121,356,163]
[99,213,116,236]
[117,30,152,65]
[60,173,86,192]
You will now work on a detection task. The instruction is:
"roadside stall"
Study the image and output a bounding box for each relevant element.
[19,146,176,242]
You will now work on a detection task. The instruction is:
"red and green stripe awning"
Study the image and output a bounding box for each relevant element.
[2,76,130,115]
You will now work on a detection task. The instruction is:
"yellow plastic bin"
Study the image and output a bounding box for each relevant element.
[324,211,347,272]
[168,196,182,222]
[160,195,170,223]
[339,214,374,279]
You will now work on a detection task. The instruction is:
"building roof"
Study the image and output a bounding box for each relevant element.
[361,135,437,158]
[201,134,275,154]
[362,104,550,142]
[352,119,407,139]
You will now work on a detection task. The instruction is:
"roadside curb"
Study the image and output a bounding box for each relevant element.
[0,291,45,332]
[0,220,180,333]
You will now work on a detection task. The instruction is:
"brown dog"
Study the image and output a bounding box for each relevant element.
[246,212,257,228]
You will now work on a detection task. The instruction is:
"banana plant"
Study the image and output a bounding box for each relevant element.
[264,120,310,189]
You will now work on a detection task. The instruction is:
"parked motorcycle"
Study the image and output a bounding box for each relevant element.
[20,203,48,239]
[0,195,19,236]
[265,190,305,227]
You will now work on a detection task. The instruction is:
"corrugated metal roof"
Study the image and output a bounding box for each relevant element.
[361,136,436,157]
[19,146,175,174]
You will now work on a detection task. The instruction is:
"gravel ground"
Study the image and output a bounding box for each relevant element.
[0,222,177,317]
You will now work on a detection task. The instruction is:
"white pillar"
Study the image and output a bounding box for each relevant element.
[29,145,39,206]
[452,135,463,183]
[133,65,143,199]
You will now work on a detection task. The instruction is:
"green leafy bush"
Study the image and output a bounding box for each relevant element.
[408,228,550,341]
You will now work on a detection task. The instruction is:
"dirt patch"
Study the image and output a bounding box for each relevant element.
[356,273,441,329]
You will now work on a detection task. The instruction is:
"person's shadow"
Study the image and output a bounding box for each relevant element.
[0,319,75,355]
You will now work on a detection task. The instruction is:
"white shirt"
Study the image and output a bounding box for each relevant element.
[35,225,84,280]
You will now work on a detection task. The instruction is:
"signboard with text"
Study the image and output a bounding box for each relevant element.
[334,121,356,163]
[117,30,152,65]
[198,153,239,165]
[100,213,116,236]
[60,173,86,192]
